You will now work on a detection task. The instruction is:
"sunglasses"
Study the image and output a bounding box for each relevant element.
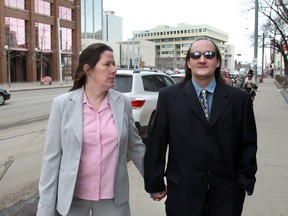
[189,51,217,60]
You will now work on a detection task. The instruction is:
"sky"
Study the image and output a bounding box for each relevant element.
[103,0,258,62]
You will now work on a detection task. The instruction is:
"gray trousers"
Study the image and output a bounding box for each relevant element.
[64,197,131,216]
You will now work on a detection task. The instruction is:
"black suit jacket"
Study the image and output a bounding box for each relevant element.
[144,80,257,215]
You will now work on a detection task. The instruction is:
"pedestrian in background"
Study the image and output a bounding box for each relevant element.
[37,43,146,216]
[144,38,257,215]
[243,69,258,103]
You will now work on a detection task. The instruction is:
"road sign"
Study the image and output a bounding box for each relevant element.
[252,58,258,65]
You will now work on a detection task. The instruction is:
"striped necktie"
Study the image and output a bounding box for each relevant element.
[200,89,209,121]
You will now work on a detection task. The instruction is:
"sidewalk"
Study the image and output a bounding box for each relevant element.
[1,77,288,215]
[1,80,73,92]
[241,77,288,215]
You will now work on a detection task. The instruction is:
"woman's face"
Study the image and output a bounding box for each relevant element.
[187,40,220,82]
[86,50,117,90]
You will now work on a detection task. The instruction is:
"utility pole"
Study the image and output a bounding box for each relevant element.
[261,32,265,82]
[254,0,259,82]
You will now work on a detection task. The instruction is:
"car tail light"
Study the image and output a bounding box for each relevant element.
[131,98,146,108]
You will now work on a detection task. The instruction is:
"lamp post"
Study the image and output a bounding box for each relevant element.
[133,37,136,69]
[35,48,44,81]
[253,0,259,82]
[261,33,265,82]
[3,45,11,87]
[57,5,79,85]
[137,45,141,69]
[57,17,64,84]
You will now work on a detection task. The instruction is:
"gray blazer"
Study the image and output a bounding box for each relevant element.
[37,88,145,216]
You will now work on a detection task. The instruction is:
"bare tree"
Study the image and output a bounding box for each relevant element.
[254,0,288,75]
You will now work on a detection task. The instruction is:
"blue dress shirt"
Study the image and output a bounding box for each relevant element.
[192,78,216,113]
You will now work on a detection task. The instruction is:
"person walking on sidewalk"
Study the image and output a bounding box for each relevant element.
[37,43,146,216]
[144,38,258,216]
[243,69,258,103]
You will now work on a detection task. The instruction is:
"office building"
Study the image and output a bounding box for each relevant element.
[103,10,123,42]
[81,0,103,43]
[133,23,234,70]
[0,0,81,84]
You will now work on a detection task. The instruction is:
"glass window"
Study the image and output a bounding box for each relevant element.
[143,75,175,92]
[61,28,72,51]
[143,75,157,92]
[60,6,72,21]
[35,23,51,51]
[5,17,26,49]
[35,0,51,16]
[5,0,25,9]
[81,0,102,40]
[113,75,133,92]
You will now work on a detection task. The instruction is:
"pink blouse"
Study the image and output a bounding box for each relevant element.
[74,92,118,200]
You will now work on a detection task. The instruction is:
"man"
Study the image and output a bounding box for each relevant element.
[144,38,257,216]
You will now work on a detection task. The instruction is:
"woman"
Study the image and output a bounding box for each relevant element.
[243,69,257,102]
[37,43,146,216]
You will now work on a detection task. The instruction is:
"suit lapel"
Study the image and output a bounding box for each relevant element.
[108,90,123,144]
[67,88,83,146]
[210,84,230,126]
[181,81,208,124]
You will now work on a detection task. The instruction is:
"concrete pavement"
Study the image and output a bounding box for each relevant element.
[0,76,288,215]
[1,80,73,92]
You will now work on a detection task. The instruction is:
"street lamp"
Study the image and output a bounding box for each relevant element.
[253,0,259,82]
[137,45,141,69]
[261,33,265,82]
[57,5,79,85]
[35,48,43,81]
[3,45,11,87]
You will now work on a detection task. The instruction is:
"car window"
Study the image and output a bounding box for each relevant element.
[113,75,133,92]
[153,75,167,90]
[142,75,157,92]
[162,75,176,86]
[142,75,174,92]
[171,77,184,83]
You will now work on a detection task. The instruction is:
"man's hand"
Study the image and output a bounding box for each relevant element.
[150,191,167,201]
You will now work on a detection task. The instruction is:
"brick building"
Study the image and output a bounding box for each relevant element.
[0,0,81,84]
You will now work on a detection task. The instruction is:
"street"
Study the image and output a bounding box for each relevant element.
[0,77,288,215]
[0,88,69,214]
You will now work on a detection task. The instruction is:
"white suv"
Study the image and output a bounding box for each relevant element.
[113,69,175,138]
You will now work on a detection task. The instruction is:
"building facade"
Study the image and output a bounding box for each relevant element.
[81,0,103,42]
[0,0,81,84]
[102,10,122,42]
[133,23,234,71]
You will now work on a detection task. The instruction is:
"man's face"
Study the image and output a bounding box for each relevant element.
[187,40,220,83]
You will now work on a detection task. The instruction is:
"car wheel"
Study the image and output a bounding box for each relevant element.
[0,93,5,105]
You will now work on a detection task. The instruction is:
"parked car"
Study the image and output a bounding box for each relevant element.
[113,69,176,138]
[0,87,11,105]
[170,73,185,83]
[220,70,233,86]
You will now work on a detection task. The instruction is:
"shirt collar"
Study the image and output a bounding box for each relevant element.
[192,78,216,97]
[83,91,110,111]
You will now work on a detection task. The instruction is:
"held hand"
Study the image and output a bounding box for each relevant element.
[150,191,167,201]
